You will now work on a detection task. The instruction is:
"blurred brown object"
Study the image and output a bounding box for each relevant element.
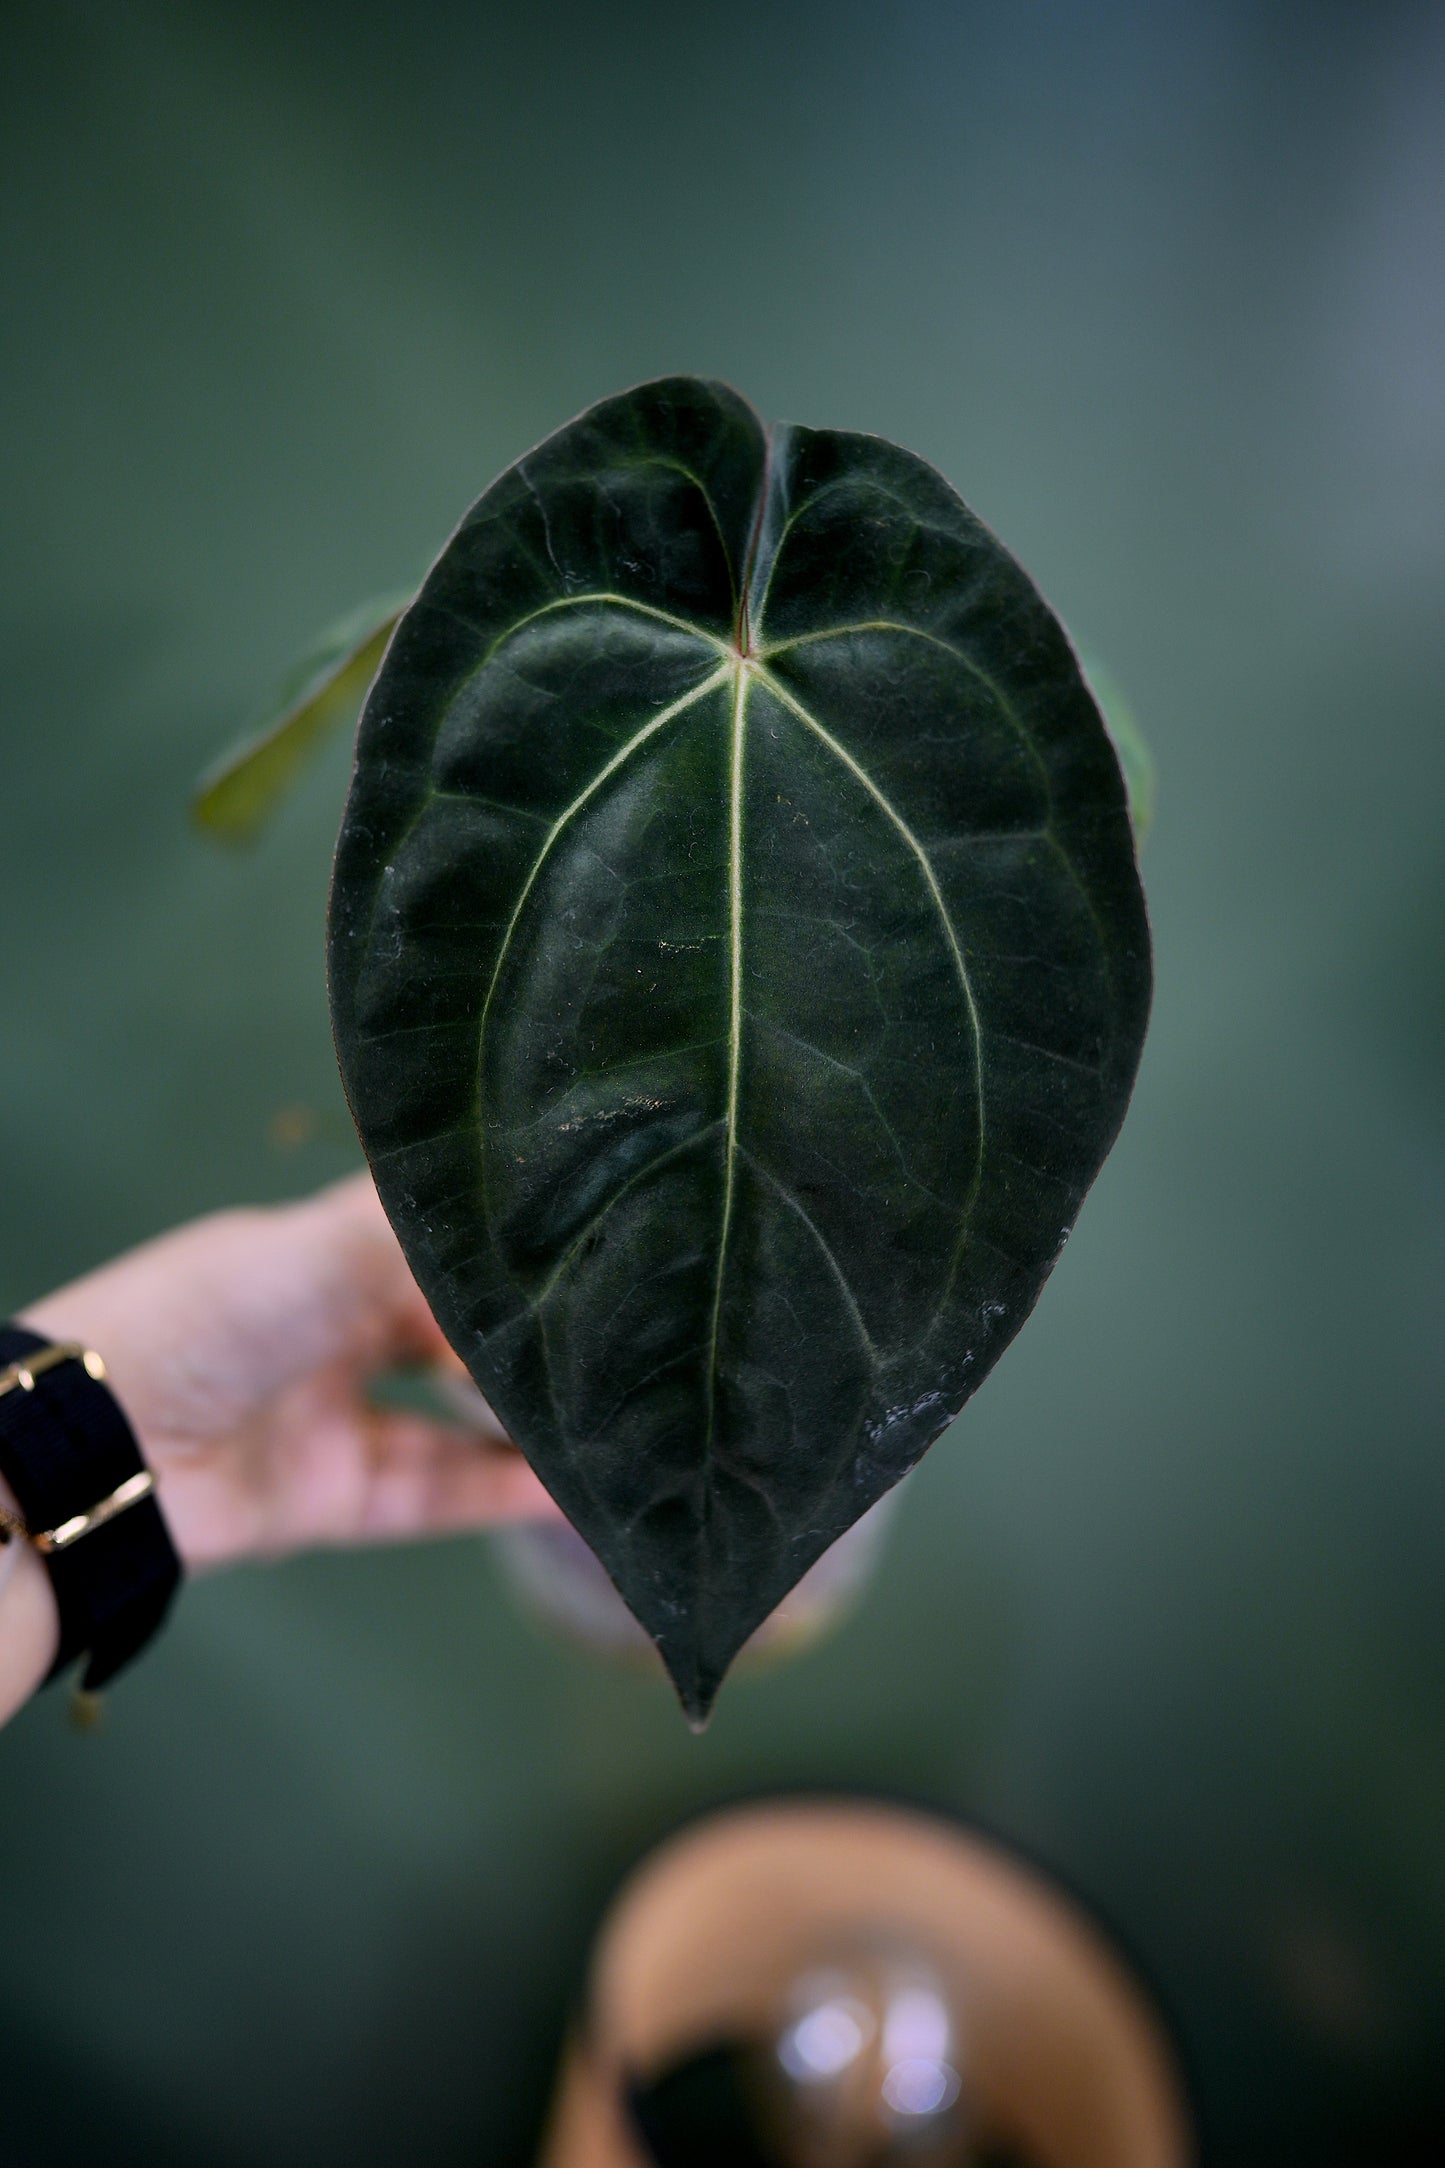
[538,1801,1192,2168]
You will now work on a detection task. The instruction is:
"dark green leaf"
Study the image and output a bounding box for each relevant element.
[193,591,410,842]
[328,379,1151,1721]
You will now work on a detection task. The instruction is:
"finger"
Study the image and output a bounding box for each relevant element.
[351,1412,565,1544]
[154,1364,563,1567]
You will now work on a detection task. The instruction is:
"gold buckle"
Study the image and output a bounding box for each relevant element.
[0,1341,155,1551]
[0,1342,108,1398]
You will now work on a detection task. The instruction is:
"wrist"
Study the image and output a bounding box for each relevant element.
[0,1467,61,1721]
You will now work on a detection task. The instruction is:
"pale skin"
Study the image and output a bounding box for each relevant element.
[0,1172,559,1728]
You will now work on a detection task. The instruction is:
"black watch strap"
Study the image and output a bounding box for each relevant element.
[0,1324,181,1690]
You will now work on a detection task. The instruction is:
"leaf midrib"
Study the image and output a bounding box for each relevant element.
[465,518,1000,1432]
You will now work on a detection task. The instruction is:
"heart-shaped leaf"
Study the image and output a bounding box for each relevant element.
[329,378,1151,1722]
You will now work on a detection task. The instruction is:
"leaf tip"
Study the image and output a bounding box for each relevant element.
[660,1640,725,1731]
[189,784,260,847]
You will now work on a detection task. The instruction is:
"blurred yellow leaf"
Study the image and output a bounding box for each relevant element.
[193,591,411,843]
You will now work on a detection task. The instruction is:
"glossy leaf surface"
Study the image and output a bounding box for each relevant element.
[329,379,1151,1719]
[194,592,409,842]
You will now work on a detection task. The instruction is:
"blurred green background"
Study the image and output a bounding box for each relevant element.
[2,2,1442,2160]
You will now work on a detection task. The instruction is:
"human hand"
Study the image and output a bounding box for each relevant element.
[1,1173,558,1717]
[20,1171,558,1567]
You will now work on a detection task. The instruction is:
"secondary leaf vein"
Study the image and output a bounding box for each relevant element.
[473,666,730,1089]
[755,664,987,1227]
